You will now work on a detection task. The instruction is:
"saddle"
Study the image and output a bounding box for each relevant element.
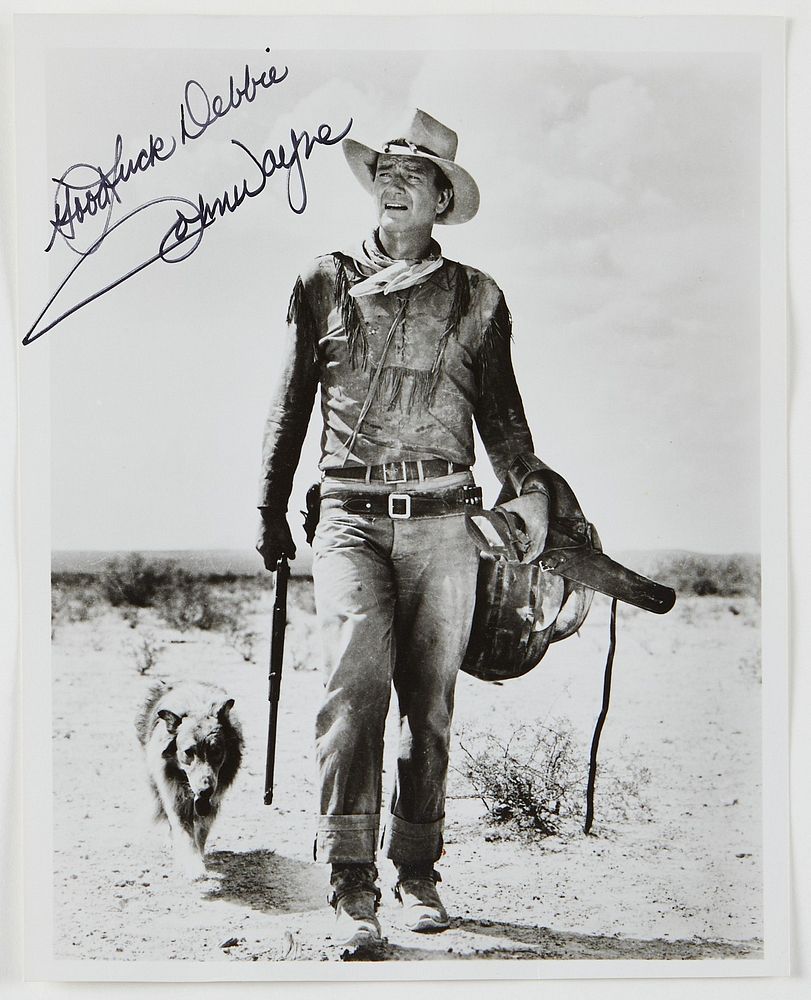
[460,472,675,683]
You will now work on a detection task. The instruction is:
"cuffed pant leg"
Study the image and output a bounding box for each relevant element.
[312,508,395,862]
[381,813,444,865]
[316,814,380,865]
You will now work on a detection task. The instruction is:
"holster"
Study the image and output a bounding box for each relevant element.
[302,482,321,545]
[539,518,676,615]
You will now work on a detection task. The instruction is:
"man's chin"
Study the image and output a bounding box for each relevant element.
[379,210,412,229]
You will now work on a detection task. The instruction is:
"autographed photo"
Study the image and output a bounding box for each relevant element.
[16,14,787,981]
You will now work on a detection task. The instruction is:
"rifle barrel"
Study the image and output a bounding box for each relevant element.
[264,698,280,805]
[264,556,290,805]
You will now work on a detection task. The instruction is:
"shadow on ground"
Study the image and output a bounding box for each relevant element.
[448,917,762,960]
[338,917,762,962]
[202,854,762,962]
[204,849,325,914]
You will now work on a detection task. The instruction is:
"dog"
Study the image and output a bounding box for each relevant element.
[135,681,243,878]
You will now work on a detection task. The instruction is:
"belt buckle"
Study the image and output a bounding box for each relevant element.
[388,493,411,519]
[383,461,408,484]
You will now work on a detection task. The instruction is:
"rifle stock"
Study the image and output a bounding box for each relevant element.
[264,556,290,805]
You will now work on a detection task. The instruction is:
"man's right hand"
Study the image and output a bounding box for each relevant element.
[256,512,296,572]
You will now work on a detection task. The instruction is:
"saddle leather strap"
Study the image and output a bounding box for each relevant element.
[584,598,618,835]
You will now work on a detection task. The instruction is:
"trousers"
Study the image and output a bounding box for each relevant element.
[311,476,480,864]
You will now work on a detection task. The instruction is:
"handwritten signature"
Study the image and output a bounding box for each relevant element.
[180,59,289,144]
[24,53,352,346]
[45,132,177,256]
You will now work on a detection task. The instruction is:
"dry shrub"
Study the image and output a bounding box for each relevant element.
[643,552,760,599]
[458,724,652,837]
[227,622,260,663]
[121,607,141,629]
[458,724,584,836]
[152,570,233,632]
[97,555,254,635]
[131,632,163,674]
[51,579,103,635]
[98,554,170,608]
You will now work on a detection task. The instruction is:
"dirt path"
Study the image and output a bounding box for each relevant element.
[50,586,762,964]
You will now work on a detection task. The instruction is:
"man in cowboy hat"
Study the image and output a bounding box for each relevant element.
[257,109,555,948]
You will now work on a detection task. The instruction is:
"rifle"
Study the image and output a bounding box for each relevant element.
[264,555,290,806]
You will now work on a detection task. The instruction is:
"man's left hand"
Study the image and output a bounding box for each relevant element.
[495,491,550,564]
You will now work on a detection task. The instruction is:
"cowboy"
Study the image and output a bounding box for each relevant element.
[257,109,555,948]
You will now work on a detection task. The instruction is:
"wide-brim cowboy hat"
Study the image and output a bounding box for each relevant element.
[342,108,480,225]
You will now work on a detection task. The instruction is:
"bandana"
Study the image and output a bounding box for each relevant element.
[348,231,445,299]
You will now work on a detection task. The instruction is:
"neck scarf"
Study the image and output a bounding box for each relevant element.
[348,230,444,299]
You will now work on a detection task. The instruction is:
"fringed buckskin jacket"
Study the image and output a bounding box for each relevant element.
[258,252,535,511]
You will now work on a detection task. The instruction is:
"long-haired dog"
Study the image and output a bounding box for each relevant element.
[135,681,243,878]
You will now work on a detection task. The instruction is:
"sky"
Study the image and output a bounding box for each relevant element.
[28,28,762,554]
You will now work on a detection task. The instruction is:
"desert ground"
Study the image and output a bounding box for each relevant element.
[48,552,762,965]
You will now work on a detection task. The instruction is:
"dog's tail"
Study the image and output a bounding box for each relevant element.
[134,681,169,746]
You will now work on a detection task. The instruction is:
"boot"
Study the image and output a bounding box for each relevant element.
[329,863,382,948]
[394,863,450,932]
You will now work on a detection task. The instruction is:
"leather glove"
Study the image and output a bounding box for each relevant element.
[495,490,550,564]
[256,510,296,571]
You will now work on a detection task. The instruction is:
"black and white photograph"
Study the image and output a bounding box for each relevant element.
[11,9,791,987]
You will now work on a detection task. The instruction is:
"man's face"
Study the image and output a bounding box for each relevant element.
[372,154,452,234]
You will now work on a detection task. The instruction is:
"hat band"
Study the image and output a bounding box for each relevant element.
[382,138,443,159]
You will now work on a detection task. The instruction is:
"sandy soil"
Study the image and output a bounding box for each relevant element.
[50,582,762,964]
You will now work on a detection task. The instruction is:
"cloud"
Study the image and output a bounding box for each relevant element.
[545,75,659,186]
